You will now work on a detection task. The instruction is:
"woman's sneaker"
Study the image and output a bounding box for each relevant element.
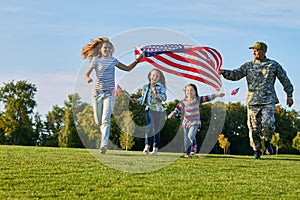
[151,147,158,155]
[100,146,107,154]
[264,141,274,155]
[143,144,150,155]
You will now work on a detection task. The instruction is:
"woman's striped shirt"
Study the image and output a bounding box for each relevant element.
[91,56,119,94]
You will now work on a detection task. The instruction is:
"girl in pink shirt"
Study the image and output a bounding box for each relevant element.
[168,83,224,157]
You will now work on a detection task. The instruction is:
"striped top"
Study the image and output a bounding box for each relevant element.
[173,94,217,128]
[90,56,119,94]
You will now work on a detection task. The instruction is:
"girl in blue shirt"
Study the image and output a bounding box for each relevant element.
[132,68,167,155]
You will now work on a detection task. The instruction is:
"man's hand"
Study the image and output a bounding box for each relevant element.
[287,98,293,107]
[219,69,225,75]
[217,93,225,97]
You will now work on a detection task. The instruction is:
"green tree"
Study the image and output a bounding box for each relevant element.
[292,132,300,152]
[41,105,64,147]
[221,102,250,155]
[118,111,135,150]
[0,113,5,144]
[76,104,101,149]
[160,99,182,152]
[33,113,44,146]
[271,132,282,155]
[0,80,37,145]
[274,106,299,153]
[127,90,147,150]
[59,94,83,148]
[111,90,132,147]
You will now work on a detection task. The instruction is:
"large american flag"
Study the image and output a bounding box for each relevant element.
[135,44,222,91]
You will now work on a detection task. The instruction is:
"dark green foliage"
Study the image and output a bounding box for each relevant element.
[41,105,65,147]
[59,94,84,148]
[0,81,299,155]
[274,106,299,154]
[160,100,182,151]
[75,105,101,149]
[221,102,252,155]
[0,80,37,145]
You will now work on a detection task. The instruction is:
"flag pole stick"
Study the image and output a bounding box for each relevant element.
[123,91,132,100]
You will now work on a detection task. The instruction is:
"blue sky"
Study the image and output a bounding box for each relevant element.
[0,0,299,115]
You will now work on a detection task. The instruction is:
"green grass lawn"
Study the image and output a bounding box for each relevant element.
[1,145,299,199]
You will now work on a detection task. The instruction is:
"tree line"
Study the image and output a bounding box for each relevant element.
[1,80,300,155]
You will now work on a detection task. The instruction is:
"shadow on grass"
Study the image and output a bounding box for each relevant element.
[258,156,300,161]
[197,154,300,161]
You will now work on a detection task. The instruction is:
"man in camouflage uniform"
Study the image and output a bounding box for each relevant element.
[219,42,294,159]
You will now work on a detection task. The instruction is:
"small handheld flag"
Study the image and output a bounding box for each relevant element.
[231,87,240,95]
[115,84,132,100]
[115,84,123,96]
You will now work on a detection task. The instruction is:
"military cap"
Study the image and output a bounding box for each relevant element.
[249,42,268,50]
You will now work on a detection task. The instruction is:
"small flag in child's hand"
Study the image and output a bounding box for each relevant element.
[115,84,132,100]
[231,87,240,95]
[115,84,123,96]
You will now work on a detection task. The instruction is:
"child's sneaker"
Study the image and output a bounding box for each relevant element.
[143,144,150,155]
[151,147,158,155]
[184,153,190,158]
[253,150,261,159]
[191,146,197,155]
[264,141,274,155]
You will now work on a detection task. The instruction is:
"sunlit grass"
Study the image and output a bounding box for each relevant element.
[1,145,299,199]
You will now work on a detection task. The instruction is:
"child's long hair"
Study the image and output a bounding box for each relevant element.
[184,83,198,98]
[148,68,166,89]
[81,37,114,61]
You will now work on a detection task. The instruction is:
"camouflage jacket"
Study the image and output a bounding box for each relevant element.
[222,57,293,106]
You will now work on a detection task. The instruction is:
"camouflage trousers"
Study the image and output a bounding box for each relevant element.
[247,104,275,151]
